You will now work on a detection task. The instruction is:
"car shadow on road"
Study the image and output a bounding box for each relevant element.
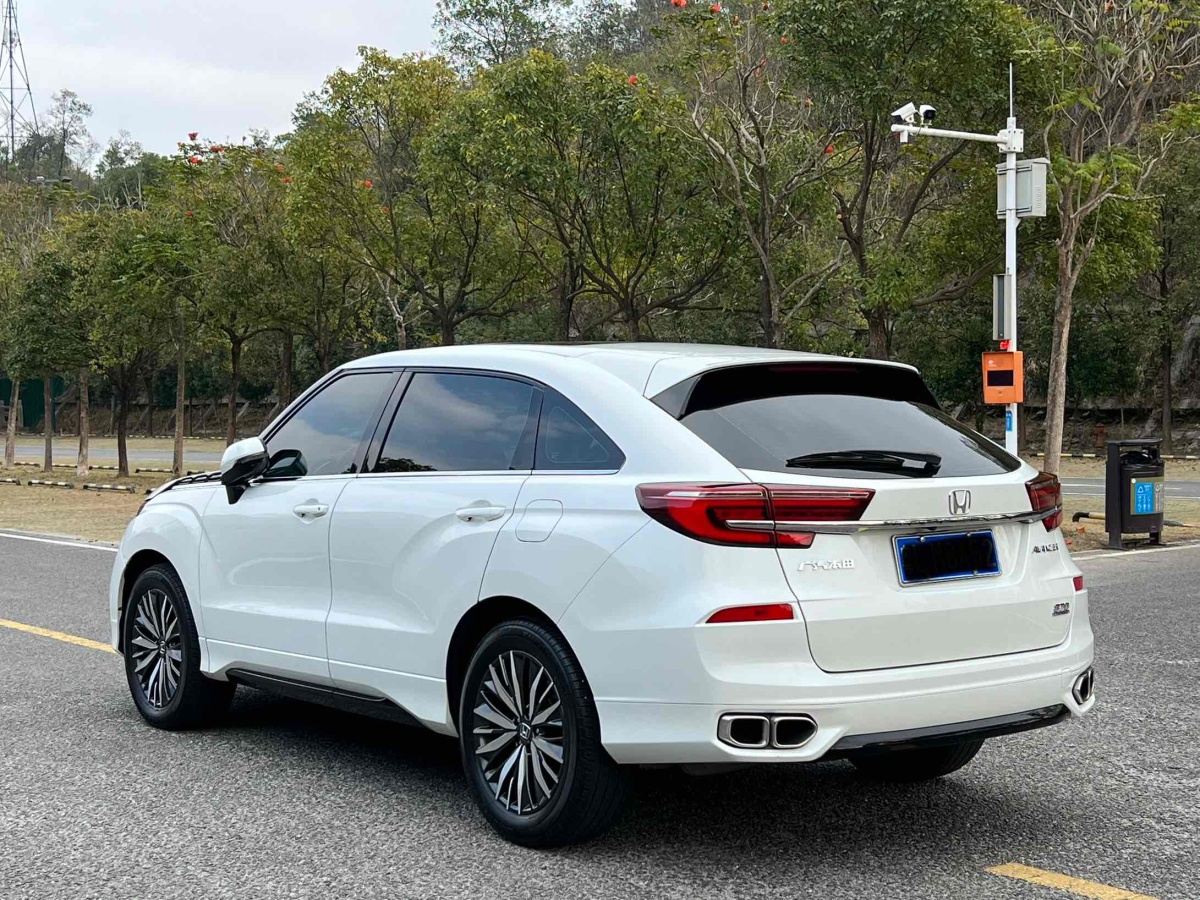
[211,687,1071,872]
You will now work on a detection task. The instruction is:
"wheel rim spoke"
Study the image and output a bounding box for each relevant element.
[130,588,183,710]
[473,649,565,816]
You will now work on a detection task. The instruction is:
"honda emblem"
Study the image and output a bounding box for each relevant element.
[948,489,972,516]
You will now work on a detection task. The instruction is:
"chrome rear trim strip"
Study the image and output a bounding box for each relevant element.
[725,508,1056,535]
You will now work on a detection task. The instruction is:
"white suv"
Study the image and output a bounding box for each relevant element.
[110,343,1095,846]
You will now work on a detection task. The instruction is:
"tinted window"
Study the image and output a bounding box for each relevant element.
[674,364,1019,479]
[265,372,395,478]
[536,389,624,470]
[375,372,538,473]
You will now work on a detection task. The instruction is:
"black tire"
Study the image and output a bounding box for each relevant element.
[459,618,629,847]
[122,563,234,730]
[850,738,984,782]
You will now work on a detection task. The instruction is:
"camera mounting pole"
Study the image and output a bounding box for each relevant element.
[888,64,1025,457]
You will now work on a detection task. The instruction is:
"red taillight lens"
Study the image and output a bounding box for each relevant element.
[706,603,795,624]
[768,486,875,547]
[636,484,774,546]
[1073,575,1084,592]
[1026,471,1062,531]
[636,483,874,547]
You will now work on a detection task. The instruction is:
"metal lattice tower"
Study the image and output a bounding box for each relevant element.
[0,0,35,171]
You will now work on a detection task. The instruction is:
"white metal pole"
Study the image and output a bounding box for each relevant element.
[1004,67,1020,457]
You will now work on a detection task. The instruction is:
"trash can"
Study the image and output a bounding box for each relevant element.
[1105,439,1165,550]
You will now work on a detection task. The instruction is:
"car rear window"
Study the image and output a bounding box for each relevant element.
[657,363,1020,480]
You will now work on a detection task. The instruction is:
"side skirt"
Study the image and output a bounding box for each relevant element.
[225,668,424,730]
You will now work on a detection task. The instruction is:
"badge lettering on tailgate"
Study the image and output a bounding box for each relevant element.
[1052,601,1070,617]
[799,559,855,572]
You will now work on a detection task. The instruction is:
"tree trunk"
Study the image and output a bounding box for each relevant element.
[116,392,130,477]
[1042,246,1077,476]
[76,367,89,477]
[43,375,53,473]
[555,265,574,341]
[5,380,19,467]
[758,275,775,348]
[280,332,294,407]
[1161,339,1173,455]
[866,308,890,359]
[174,341,186,477]
[145,374,155,439]
[226,338,242,446]
[440,318,456,347]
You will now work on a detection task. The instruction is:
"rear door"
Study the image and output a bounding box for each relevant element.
[326,370,540,715]
[663,362,1073,672]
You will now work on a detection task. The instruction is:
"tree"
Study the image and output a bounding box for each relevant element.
[290,49,528,348]
[445,51,729,340]
[436,0,570,69]
[1140,147,1200,453]
[672,1,841,347]
[1027,0,1200,474]
[773,0,1036,358]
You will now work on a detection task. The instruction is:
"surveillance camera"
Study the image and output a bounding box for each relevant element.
[890,102,917,126]
[919,104,937,123]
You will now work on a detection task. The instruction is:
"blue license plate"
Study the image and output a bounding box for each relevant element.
[894,530,1000,586]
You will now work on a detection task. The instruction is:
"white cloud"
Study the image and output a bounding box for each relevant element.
[17,0,438,155]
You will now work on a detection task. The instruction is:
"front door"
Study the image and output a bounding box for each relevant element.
[199,369,397,683]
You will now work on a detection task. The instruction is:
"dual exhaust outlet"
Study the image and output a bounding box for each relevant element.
[718,713,818,750]
[1072,667,1095,705]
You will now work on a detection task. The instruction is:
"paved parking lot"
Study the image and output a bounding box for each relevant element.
[1,533,1196,900]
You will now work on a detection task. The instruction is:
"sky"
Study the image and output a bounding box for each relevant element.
[17,0,439,160]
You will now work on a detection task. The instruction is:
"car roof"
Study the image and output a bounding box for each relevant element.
[341,342,917,397]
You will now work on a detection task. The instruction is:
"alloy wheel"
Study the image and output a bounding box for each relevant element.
[129,588,182,709]
[472,650,565,815]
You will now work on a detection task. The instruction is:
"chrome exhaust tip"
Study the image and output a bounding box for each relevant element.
[1072,667,1095,705]
[717,714,770,749]
[770,714,818,749]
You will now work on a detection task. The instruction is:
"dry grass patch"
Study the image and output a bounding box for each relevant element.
[0,468,175,543]
[1061,495,1200,552]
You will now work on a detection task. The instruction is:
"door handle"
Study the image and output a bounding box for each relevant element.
[293,503,330,520]
[456,505,506,523]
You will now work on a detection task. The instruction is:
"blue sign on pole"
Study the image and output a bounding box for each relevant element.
[1005,409,1013,433]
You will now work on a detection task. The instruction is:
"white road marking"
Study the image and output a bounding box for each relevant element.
[0,531,118,553]
[1077,541,1200,562]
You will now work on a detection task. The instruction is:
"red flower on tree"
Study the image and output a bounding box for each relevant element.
[185,210,194,218]
[628,74,639,86]
[360,179,373,188]
[188,132,198,141]
[824,144,835,154]
[710,2,721,11]
[275,164,286,172]
[187,155,201,165]
[671,0,686,7]
[281,176,293,184]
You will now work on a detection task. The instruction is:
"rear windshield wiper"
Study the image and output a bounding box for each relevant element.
[786,449,942,477]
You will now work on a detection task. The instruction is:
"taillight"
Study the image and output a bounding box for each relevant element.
[1026,471,1062,531]
[706,603,795,624]
[636,483,874,548]
[768,487,875,548]
[1073,575,1084,592]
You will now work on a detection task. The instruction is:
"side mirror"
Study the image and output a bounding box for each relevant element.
[220,437,268,504]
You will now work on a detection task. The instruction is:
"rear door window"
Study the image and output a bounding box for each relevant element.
[663,363,1019,479]
[374,372,540,472]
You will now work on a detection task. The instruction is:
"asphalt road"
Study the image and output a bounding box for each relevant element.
[12,439,224,464]
[1059,476,1200,499]
[1,533,1197,900]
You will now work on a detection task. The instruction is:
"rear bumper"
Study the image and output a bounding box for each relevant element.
[595,628,1095,765]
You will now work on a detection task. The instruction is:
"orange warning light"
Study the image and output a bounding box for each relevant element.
[982,351,1024,404]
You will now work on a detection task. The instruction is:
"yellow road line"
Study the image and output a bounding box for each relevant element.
[987,863,1158,900]
[0,617,115,654]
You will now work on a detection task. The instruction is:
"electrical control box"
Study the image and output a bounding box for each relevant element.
[982,351,1024,404]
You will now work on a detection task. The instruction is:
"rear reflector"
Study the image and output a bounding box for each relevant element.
[636,483,874,548]
[1073,575,1084,592]
[1026,472,1063,531]
[706,603,795,624]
